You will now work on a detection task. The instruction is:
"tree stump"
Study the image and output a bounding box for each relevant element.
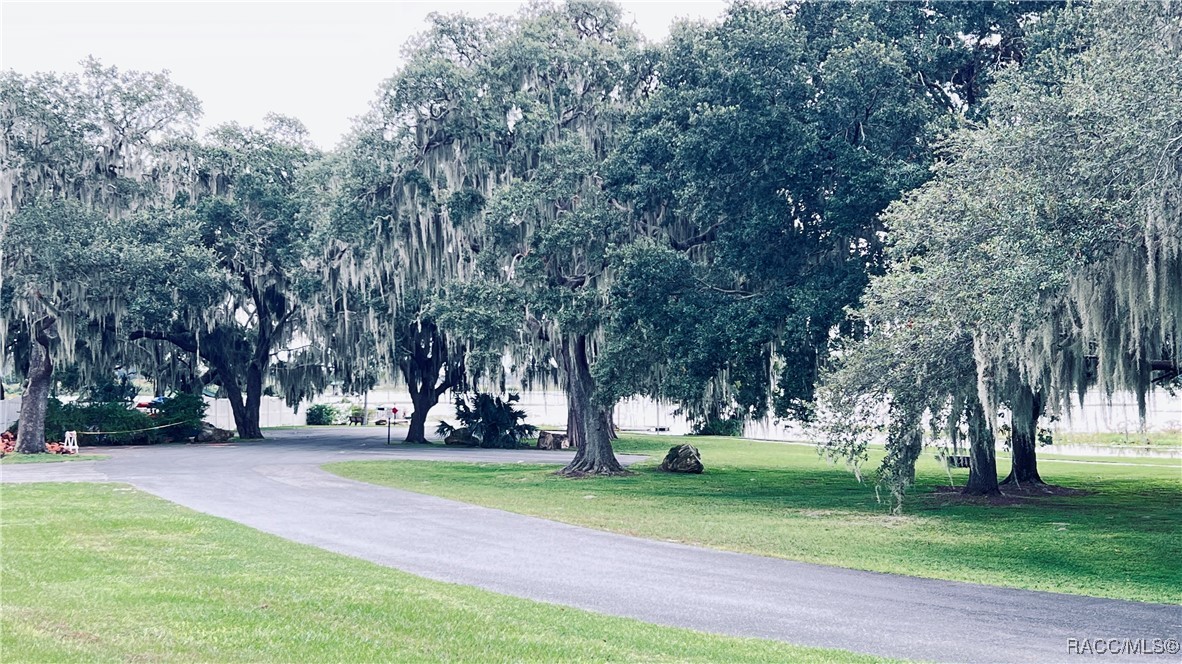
[537,431,570,450]
[195,422,233,443]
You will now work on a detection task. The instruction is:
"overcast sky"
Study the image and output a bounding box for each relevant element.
[2,1,728,149]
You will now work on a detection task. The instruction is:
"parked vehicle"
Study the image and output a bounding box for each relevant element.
[374,404,402,425]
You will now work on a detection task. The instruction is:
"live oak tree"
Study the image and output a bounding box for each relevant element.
[128,116,322,439]
[0,61,201,452]
[820,1,1182,504]
[4,64,326,442]
[955,1,1180,485]
[307,119,476,444]
[357,2,649,473]
[601,1,1047,428]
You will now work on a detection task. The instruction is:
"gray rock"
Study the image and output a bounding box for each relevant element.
[537,430,570,450]
[444,427,481,447]
[658,444,703,474]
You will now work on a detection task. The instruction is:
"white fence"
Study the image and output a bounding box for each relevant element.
[0,395,308,433]
[2,387,1177,441]
[1045,390,1181,437]
[1,396,20,431]
[202,396,307,431]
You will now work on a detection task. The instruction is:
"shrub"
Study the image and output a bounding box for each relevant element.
[155,393,207,439]
[43,398,160,445]
[348,405,374,423]
[437,393,535,449]
[692,416,743,437]
[11,376,214,446]
[84,375,138,404]
[306,404,338,426]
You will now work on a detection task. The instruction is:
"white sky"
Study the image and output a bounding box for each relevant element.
[1,1,728,149]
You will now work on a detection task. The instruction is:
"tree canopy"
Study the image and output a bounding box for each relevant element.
[600,0,1049,427]
[3,1,1176,507]
[1,60,204,451]
[818,1,1182,506]
[326,1,651,473]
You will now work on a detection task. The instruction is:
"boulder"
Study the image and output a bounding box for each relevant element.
[444,427,481,447]
[537,430,570,450]
[658,444,703,474]
[195,422,234,443]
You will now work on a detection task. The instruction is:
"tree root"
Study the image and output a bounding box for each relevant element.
[1001,474,1046,487]
[557,460,632,477]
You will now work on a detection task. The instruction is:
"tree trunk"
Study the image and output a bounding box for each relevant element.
[16,317,56,454]
[964,397,1000,496]
[559,335,627,476]
[214,358,259,441]
[405,381,438,443]
[223,381,250,440]
[1003,386,1044,486]
[566,398,585,450]
[602,408,617,440]
[152,344,166,397]
[399,319,460,444]
[239,362,265,439]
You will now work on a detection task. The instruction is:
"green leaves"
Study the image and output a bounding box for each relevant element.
[604,0,1013,421]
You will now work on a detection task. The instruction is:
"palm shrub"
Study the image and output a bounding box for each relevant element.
[437,393,535,449]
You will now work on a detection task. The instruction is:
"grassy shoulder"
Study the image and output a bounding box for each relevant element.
[328,435,1181,605]
[0,482,885,663]
[0,454,108,465]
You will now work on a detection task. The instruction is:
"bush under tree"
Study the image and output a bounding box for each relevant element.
[305,404,338,426]
[437,393,535,449]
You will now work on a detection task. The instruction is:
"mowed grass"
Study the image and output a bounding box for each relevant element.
[0,483,886,663]
[1051,430,1181,448]
[329,435,1182,605]
[0,454,108,465]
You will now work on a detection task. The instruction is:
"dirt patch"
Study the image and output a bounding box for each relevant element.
[926,484,1093,506]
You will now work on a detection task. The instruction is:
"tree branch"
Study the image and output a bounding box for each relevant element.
[128,330,199,355]
[671,221,723,251]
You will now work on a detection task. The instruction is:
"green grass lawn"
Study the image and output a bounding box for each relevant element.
[328,435,1182,605]
[1036,452,1179,466]
[0,483,886,663]
[0,454,108,465]
[1050,430,1181,448]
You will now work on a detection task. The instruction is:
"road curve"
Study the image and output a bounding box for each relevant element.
[2,428,1178,663]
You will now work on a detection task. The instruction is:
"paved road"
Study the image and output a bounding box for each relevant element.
[3,428,1179,662]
